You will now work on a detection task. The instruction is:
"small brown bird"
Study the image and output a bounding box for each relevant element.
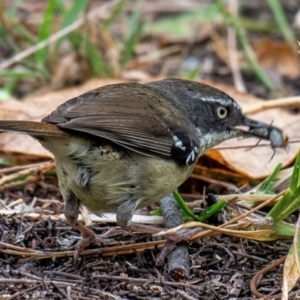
[0,79,287,254]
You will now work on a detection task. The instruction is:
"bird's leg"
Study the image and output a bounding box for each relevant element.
[116,201,162,234]
[116,199,201,237]
[116,198,202,266]
[64,191,103,258]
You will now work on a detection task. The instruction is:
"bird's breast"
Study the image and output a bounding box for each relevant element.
[42,136,194,214]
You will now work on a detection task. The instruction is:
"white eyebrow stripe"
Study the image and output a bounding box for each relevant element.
[198,97,241,111]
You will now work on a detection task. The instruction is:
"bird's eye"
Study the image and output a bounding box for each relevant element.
[216,106,228,119]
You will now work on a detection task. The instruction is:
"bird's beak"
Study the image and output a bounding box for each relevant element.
[243,117,271,129]
[235,117,288,148]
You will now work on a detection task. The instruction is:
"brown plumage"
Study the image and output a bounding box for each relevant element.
[0,78,287,256]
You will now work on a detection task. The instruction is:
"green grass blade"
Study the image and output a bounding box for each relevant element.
[185,67,200,80]
[274,188,300,222]
[61,0,88,28]
[173,191,197,221]
[84,38,108,77]
[56,0,88,49]
[259,163,282,194]
[0,70,41,78]
[272,222,295,237]
[266,0,295,46]
[173,191,226,222]
[149,207,162,216]
[54,0,65,13]
[103,0,127,29]
[122,1,144,64]
[214,0,274,90]
[35,0,56,68]
[0,89,12,101]
[146,4,219,37]
[198,200,227,222]
[268,190,292,222]
[289,151,300,191]
[268,151,300,222]
[5,0,23,18]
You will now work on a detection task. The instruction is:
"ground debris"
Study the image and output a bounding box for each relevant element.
[0,212,295,299]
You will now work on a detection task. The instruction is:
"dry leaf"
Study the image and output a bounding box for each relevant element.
[253,38,300,79]
[158,221,280,241]
[282,252,300,299]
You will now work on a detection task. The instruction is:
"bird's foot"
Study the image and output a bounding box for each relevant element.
[73,222,114,260]
[155,228,202,265]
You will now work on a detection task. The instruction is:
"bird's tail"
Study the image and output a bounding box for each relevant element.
[0,120,69,138]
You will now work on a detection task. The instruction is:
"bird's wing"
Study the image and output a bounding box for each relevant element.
[42,83,199,165]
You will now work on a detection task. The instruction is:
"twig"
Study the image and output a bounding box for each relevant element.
[215,0,274,89]
[0,241,41,253]
[0,161,53,175]
[189,173,238,191]
[227,0,246,92]
[245,96,300,115]
[159,195,190,279]
[91,274,201,291]
[0,278,78,287]
[176,289,198,300]
[0,240,166,262]
[43,270,85,281]
[186,194,275,208]
[250,255,286,299]
[4,283,43,300]
[0,161,55,192]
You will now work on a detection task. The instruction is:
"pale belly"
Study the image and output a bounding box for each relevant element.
[71,154,193,214]
[42,136,194,215]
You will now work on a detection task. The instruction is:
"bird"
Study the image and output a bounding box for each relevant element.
[0,78,287,255]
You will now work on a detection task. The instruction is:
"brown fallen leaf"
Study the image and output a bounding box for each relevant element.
[253,38,300,79]
[282,251,300,299]
[0,78,298,180]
